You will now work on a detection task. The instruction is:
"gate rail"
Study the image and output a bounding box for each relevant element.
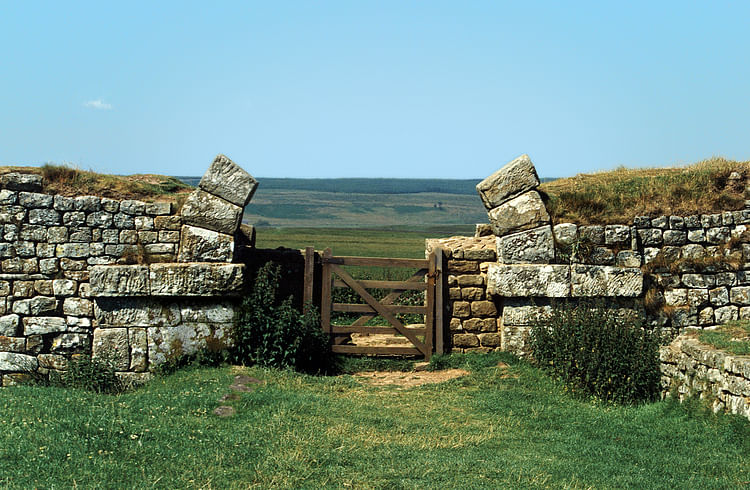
[303,247,445,360]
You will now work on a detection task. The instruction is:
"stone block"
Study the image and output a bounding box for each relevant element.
[461,287,484,301]
[452,333,480,348]
[0,314,20,336]
[452,301,470,318]
[730,286,750,305]
[63,297,93,317]
[487,264,570,297]
[501,325,531,356]
[604,225,630,245]
[475,223,493,237]
[715,305,739,324]
[570,265,643,297]
[615,251,641,267]
[179,302,236,323]
[471,300,497,317]
[709,287,729,306]
[145,202,171,216]
[52,279,77,297]
[478,332,500,347]
[706,227,730,244]
[637,228,662,246]
[498,225,555,264]
[198,154,259,207]
[51,333,88,352]
[579,225,605,245]
[28,208,60,226]
[461,318,496,333]
[0,336,25,353]
[120,200,145,215]
[13,296,57,316]
[147,323,234,368]
[149,263,245,296]
[0,352,38,372]
[129,328,148,371]
[0,173,42,192]
[94,298,181,327]
[664,289,688,306]
[23,316,66,335]
[456,274,485,287]
[93,328,130,371]
[553,223,577,248]
[177,225,234,262]
[86,211,113,228]
[113,213,135,229]
[56,243,90,258]
[180,189,243,235]
[476,154,540,209]
[37,354,68,370]
[90,265,150,297]
[154,215,182,230]
[502,302,553,325]
[487,190,549,236]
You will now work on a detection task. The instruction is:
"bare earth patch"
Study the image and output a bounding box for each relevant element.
[354,369,469,388]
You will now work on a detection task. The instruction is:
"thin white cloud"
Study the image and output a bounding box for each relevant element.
[84,99,113,110]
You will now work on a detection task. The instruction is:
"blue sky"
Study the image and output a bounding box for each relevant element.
[2,1,750,179]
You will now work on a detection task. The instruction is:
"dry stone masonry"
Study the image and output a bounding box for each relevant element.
[0,155,257,386]
[660,336,750,419]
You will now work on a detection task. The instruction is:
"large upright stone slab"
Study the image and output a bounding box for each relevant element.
[199,154,258,207]
[570,265,643,297]
[90,265,150,297]
[476,154,540,210]
[487,264,570,297]
[488,190,550,236]
[498,225,555,264]
[149,263,244,296]
[180,189,243,235]
[177,225,234,262]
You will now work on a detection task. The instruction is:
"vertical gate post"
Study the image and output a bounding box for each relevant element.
[303,246,315,314]
[320,248,333,336]
[434,247,445,355]
[424,251,437,361]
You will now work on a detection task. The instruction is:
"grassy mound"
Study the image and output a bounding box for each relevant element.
[0,164,193,203]
[541,157,748,225]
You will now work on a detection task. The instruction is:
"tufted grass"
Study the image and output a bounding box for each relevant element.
[0,353,748,488]
[692,320,750,356]
[541,156,749,225]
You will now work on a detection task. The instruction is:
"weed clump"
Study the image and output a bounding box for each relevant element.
[233,262,331,373]
[529,301,662,404]
[46,350,124,394]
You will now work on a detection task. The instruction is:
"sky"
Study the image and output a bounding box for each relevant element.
[2,1,750,179]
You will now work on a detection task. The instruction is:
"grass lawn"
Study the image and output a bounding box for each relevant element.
[1,353,748,488]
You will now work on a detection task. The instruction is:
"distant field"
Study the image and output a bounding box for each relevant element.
[255,226,473,258]
[180,177,489,228]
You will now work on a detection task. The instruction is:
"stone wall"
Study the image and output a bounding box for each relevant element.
[660,336,750,420]
[0,155,257,386]
[428,154,750,355]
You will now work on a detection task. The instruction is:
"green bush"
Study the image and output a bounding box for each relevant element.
[53,351,124,394]
[233,262,331,373]
[529,301,662,404]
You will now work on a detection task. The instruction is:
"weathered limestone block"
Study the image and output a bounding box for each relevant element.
[476,154,540,210]
[487,264,570,297]
[180,189,243,235]
[198,154,259,207]
[0,314,19,336]
[90,265,149,297]
[570,265,643,297]
[487,190,549,236]
[604,225,630,245]
[52,279,77,297]
[502,301,553,325]
[51,333,88,352]
[177,225,234,262]
[180,302,236,323]
[0,352,38,371]
[149,263,244,296]
[498,225,555,264]
[19,191,53,208]
[13,296,58,315]
[501,325,531,356]
[553,223,577,247]
[129,328,148,372]
[37,354,68,370]
[93,328,130,371]
[23,316,66,335]
[0,336,24,352]
[62,297,93,317]
[94,298,181,327]
[478,332,500,347]
[145,202,171,216]
[0,173,42,192]
[147,323,234,368]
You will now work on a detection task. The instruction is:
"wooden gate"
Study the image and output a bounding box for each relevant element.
[303,247,445,360]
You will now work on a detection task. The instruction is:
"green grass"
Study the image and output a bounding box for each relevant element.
[1,354,748,488]
[695,320,750,356]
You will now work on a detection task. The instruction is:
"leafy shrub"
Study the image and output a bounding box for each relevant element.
[529,301,662,404]
[53,351,124,394]
[233,262,331,373]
